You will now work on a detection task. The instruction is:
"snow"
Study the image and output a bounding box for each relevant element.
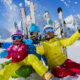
[0,28,11,40]
[74,2,78,5]
[25,0,30,6]
[19,3,22,7]
[65,15,80,30]
[1,0,20,33]
[67,40,80,63]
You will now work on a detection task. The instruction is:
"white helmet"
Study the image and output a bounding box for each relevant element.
[43,25,54,34]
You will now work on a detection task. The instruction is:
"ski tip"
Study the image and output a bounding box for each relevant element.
[57,7,62,13]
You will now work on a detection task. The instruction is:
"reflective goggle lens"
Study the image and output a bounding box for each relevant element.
[44,27,54,34]
[12,35,22,40]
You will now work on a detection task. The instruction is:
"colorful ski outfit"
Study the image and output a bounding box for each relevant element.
[0,42,48,80]
[36,30,80,78]
[0,41,47,64]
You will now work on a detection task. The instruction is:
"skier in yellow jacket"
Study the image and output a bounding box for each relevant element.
[36,25,80,78]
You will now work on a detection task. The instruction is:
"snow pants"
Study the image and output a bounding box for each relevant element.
[51,59,80,78]
[0,54,48,80]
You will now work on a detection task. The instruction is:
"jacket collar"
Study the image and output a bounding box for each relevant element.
[49,36,57,42]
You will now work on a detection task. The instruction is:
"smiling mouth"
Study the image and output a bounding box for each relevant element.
[14,40,20,42]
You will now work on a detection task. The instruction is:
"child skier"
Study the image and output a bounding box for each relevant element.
[36,25,80,78]
[24,24,47,65]
[0,29,54,80]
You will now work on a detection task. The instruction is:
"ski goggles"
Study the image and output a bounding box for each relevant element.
[12,35,22,40]
[30,32,38,36]
[44,27,54,34]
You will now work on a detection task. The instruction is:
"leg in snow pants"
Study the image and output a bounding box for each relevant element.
[0,54,48,80]
[51,59,80,78]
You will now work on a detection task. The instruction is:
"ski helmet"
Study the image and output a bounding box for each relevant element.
[11,29,23,36]
[43,25,54,34]
[29,24,40,32]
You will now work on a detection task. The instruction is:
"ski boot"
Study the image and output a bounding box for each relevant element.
[43,72,55,80]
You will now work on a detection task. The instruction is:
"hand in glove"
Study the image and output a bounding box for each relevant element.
[78,29,80,33]
[0,42,2,47]
[23,39,33,45]
[0,50,8,58]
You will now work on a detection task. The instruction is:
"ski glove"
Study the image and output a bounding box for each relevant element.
[1,42,12,49]
[0,43,1,48]
[78,29,80,33]
[23,39,33,45]
[0,50,8,58]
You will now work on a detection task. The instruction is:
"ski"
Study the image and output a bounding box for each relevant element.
[58,7,67,57]
[29,1,35,24]
[14,22,18,30]
[44,11,57,35]
[44,11,52,25]
[20,7,28,39]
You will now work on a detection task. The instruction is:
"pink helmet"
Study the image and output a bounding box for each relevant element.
[11,30,23,36]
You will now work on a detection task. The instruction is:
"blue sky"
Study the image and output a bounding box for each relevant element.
[0,0,80,29]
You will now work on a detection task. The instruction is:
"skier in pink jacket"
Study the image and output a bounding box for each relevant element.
[0,29,54,80]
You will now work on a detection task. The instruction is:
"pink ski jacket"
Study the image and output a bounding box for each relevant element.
[6,43,27,62]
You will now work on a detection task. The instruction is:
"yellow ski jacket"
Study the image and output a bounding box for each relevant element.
[36,31,80,69]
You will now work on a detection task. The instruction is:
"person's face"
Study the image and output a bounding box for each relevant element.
[45,32,54,39]
[12,35,23,44]
[30,36,38,40]
[13,39,22,44]
[30,32,38,40]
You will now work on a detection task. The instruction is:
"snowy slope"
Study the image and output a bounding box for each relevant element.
[64,15,80,63]
[64,15,80,37]
[67,40,80,63]
[0,28,11,40]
